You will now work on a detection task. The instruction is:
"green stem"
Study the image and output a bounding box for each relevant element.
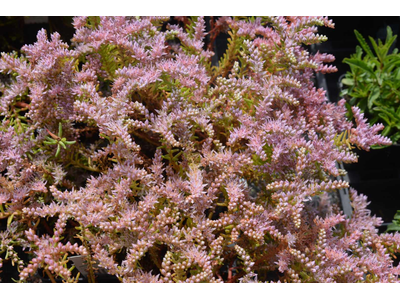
[67,160,101,173]
[81,227,96,283]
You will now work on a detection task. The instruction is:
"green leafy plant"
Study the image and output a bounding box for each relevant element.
[341,26,400,146]
[387,210,400,232]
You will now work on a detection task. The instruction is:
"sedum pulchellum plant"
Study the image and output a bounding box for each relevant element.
[0,16,399,283]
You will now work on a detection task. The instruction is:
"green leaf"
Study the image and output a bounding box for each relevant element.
[393,123,400,131]
[355,45,363,60]
[393,210,400,220]
[367,86,380,109]
[369,36,383,63]
[344,102,353,118]
[390,131,400,143]
[172,151,182,162]
[381,125,392,137]
[374,106,400,122]
[385,26,393,44]
[377,113,392,127]
[341,78,354,86]
[59,141,67,150]
[343,58,379,83]
[7,213,14,228]
[354,30,375,58]
[55,144,61,158]
[386,223,400,232]
[340,88,348,96]
[380,26,397,58]
[355,83,371,98]
[45,136,57,143]
[382,56,400,73]
[395,68,400,80]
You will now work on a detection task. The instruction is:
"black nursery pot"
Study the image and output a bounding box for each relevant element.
[344,145,400,224]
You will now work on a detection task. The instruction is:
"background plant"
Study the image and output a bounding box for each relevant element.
[0,16,399,283]
[341,26,400,145]
[387,210,400,233]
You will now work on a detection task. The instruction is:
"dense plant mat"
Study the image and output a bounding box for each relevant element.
[0,17,399,283]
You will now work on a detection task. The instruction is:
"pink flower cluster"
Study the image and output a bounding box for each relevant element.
[0,16,398,283]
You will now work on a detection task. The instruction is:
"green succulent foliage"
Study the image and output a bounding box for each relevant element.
[341,26,400,146]
[43,122,76,158]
